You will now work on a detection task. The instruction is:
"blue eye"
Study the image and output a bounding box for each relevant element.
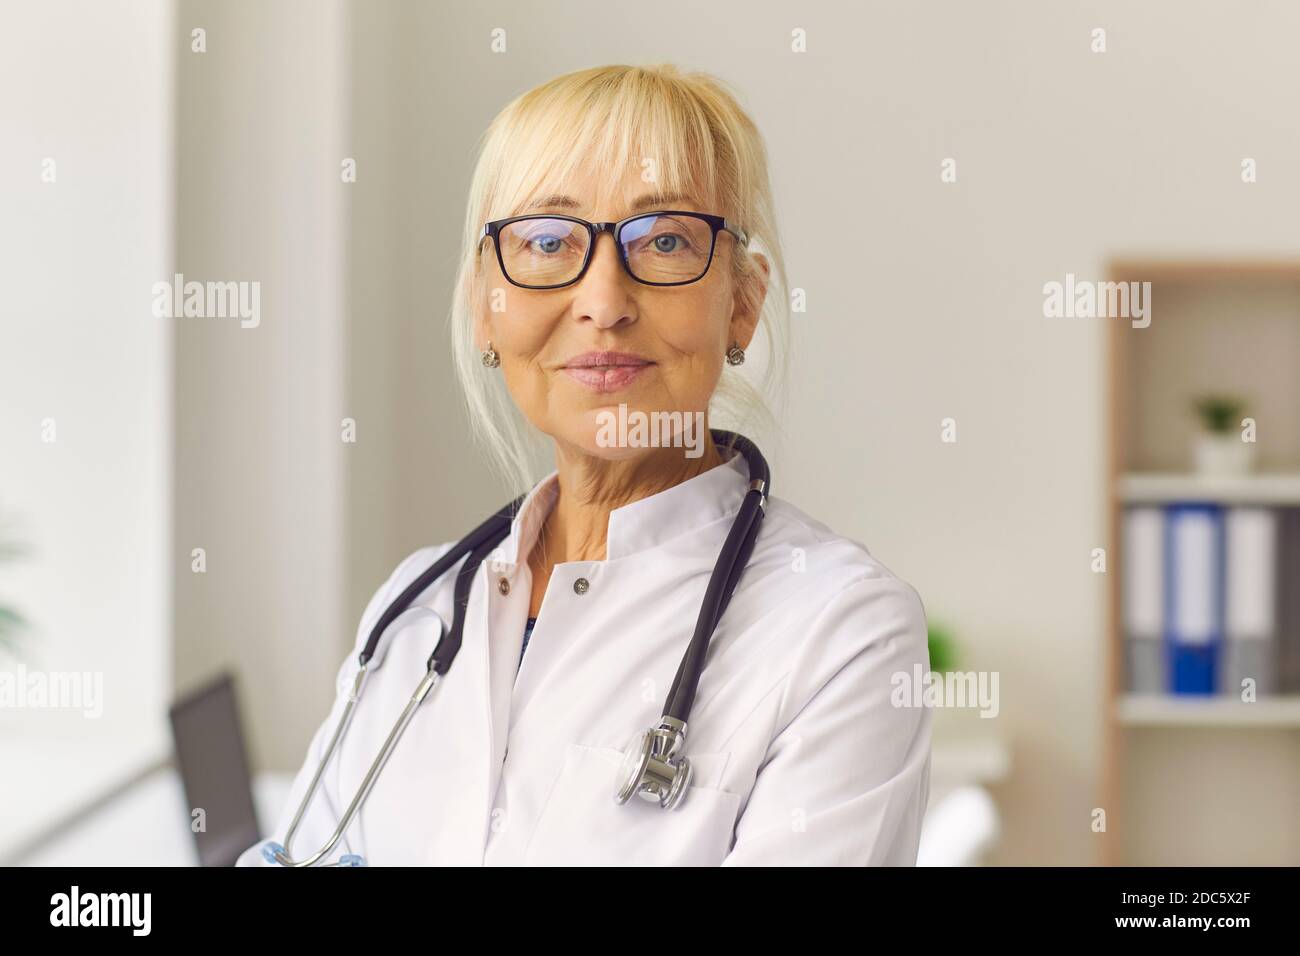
[535,235,564,254]
[653,234,682,253]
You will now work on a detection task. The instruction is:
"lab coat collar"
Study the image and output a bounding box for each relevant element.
[497,445,750,566]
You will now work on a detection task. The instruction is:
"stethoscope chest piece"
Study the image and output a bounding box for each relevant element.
[615,717,693,810]
[267,431,768,863]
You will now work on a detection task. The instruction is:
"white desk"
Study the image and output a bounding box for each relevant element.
[919,711,1011,866]
[18,768,292,867]
[15,721,1009,866]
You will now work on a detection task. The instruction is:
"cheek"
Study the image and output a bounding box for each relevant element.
[478,289,557,424]
[482,286,553,357]
[656,286,731,372]
[495,312,553,405]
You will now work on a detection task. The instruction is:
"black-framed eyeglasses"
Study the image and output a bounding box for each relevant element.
[479,210,748,290]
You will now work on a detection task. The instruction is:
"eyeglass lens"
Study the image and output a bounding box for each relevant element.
[497,214,715,287]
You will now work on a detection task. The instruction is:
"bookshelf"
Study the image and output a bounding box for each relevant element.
[1117,694,1300,728]
[1102,260,1300,866]
[1119,472,1300,506]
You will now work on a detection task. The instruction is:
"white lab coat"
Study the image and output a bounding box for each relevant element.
[238,449,931,866]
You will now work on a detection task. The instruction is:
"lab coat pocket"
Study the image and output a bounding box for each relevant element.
[524,743,741,866]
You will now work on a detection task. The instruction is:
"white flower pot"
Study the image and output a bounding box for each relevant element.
[1193,432,1256,476]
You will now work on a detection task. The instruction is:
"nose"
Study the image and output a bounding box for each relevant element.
[574,229,636,330]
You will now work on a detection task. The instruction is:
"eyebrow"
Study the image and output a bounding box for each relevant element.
[523,191,697,216]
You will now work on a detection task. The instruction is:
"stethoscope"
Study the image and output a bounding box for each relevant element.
[263,429,769,866]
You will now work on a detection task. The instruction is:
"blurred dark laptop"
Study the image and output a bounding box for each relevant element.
[168,673,262,867]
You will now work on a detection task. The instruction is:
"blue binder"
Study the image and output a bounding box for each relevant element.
[1163,503,1224,694]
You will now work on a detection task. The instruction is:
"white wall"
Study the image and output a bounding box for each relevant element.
[38,0,1280,865]
[0,0,173,859]
[172,0,351,770]
[342,0,1300,864]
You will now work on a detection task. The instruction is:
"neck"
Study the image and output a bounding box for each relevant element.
[531,433,726,569]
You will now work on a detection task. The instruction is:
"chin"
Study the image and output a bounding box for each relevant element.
[557,403,713,462]
[559,406,654,460]
[575,414,646,459]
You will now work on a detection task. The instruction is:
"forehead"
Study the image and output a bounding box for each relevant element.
[521,190,707,219]
[514,160,716,219]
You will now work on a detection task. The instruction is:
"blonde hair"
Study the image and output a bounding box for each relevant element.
[449,64,790,494]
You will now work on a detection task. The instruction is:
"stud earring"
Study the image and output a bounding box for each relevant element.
[481,341,500,368]
[725,343,746,366]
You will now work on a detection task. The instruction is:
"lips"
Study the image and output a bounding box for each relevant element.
[561,351,654,393]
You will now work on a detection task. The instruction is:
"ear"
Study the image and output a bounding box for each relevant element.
[473,240,498,351]
[729,251,771,350]
[474,271,501,353]
[474,302,492,353]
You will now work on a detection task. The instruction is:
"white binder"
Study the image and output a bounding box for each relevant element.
[1225,507,1277,640]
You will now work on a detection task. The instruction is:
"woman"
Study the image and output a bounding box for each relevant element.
[239,64,930,867]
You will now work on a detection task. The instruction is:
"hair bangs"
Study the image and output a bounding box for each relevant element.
[483,69,726,223]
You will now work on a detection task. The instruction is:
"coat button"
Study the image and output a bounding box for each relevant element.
[573,577,590,595]
[498,577,510,595]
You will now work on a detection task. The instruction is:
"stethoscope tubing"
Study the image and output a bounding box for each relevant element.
[360,497,524,666]
[275,430,768,865]
[664,431,769,721]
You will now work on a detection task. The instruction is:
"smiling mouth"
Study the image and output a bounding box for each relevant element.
[561,362,654,393]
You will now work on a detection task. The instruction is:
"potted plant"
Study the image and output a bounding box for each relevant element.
[1191,394,1254,477]
[928,621,958,674]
